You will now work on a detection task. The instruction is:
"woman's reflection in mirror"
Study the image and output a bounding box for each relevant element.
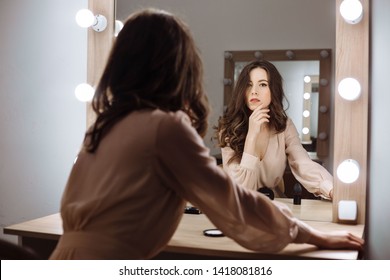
[215,60,333,200]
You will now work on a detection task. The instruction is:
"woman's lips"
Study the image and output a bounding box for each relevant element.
[250,98,260,103]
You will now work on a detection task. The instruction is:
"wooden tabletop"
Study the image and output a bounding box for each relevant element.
[167,213,364,259]
[3,199,363,259]
[275,198,332,222]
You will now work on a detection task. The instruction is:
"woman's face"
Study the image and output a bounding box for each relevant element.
[245,67,271,111]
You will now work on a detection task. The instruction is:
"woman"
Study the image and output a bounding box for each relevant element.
[216,60,333,199]
[50,8,361,260]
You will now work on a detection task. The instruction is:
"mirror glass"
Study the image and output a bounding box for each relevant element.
[223,49,331,159]
[114,0,334,222]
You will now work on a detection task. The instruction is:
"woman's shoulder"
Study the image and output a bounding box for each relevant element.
[285,117,298,131]
[274,118,298,139]
[156,109,191,125]
[120,109,191,132]
[137,109,190,123]
[148,109,193,133]
[283,117,300,139]
[274,117,294,133]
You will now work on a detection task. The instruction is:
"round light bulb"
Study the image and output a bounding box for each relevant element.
[302,127,310,135]
[337,159,360,184]
[319,105,328,113]
[303,110,310,118]
[92,14,107,32]
[75,83,94,102]
[318,132,328,140]
[340,0,363,24]
[254,51,263,59]
[115,20,124,37]
[338,77,361,101]
[303,92,311,100]
[75,9,95,28]
[304,76,311,83]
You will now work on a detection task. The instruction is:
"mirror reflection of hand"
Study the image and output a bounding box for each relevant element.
[247,104,270,137]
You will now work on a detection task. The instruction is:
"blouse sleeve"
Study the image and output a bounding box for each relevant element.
[155,111,313,253]
[284,119,333,199]
[220,146,261,191]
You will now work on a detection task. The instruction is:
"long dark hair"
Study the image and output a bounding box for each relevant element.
[215,60,288,164]
[84,8,209,153]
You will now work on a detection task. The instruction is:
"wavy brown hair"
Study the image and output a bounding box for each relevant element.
[84,8,209,153]
[215,60,288,164]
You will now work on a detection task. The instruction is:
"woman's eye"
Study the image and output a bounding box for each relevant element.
[260,83,268,87]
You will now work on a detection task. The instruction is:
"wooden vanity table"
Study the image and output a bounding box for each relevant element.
[3,198,364,260]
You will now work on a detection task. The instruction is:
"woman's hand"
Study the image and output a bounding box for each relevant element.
[329,189,333,200]
[247,104,270,138]
[308,229,364,251]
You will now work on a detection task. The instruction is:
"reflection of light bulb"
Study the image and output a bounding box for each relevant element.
[318,132,327,140]
[76,9,95,28]
[304,76,311,83]
[254,51,263,59]
[340,0,363,24]
[338,77,361,101]
[76,9,107,32]
[303,110,310,118]
[337,159,360,184]
[75,83,94,102]
[303,92,311,100]
[302,127,309,135]
[115,20,124,36]
[319,105,328,113]
[286,50,295,59]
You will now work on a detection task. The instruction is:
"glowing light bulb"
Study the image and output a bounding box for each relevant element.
[303,92,311,100]
[340,0,363,24]
[338,77,361,101]
[337,159,360,184]
[75,9,95,28]
[302,127,309,135]
[303,110,310,118]
[75,83,94,102]
[304,76,311,83]
[115,20,124,37]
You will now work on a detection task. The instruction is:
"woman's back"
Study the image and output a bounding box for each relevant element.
[52,110,189,259]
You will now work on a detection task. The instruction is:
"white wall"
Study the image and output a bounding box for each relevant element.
[0,0,87,242]
[116,0,336,157]
[367,0,390,259]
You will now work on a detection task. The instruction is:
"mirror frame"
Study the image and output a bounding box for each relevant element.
[223,49,331,158]
[333,0,368,224]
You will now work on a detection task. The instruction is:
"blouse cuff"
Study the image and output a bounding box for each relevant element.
[293,219,313,244]
[319,180,333,199]
[240,152,258,170]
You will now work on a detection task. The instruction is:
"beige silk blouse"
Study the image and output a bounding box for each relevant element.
[221,118,333,199]
[50,110,314,260]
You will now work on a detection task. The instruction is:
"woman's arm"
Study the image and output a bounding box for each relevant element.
[284,119,333,199]
[156,111,306,252]
[220,146,261,191]
[156,111,363,252]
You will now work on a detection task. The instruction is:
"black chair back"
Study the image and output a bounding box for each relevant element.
[0,238,40,260]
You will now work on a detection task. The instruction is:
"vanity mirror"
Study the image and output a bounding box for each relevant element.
[89,0,370,224]
[223,49,331,158]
